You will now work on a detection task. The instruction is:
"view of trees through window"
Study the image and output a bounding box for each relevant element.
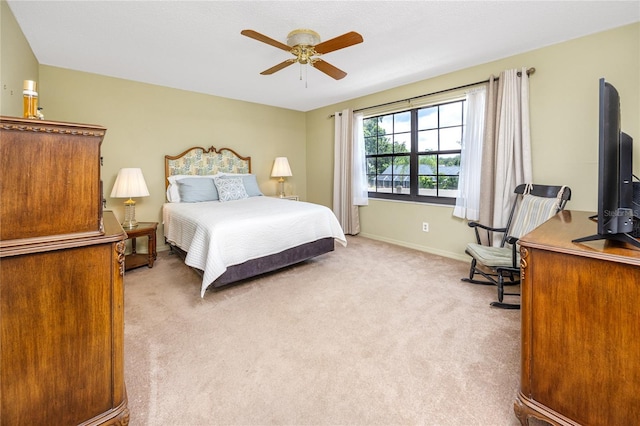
[364,99,465,204]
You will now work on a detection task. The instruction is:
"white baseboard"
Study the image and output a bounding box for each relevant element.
[357,232,470,263]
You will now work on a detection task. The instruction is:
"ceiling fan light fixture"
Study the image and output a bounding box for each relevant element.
[287,29,321,47]
[242,28,362,80]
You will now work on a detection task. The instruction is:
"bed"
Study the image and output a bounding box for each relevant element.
[163,146,347,296]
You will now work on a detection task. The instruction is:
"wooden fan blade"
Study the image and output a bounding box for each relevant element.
[241,29,291,52]
[314,31,363,55]
[260,60,295,75]
[312,59,347,80]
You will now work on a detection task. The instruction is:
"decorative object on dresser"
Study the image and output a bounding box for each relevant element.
[124,221,158,271]
[22,79,39,119]
[110,167,150,229]
[0,116,130,425]
[514,210,640,426]
[271,156,293,197]
[164,146,346,297]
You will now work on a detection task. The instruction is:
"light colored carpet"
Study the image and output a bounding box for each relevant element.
[123,236,521,425]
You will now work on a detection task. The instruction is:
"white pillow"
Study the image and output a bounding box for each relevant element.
[166,184,180,202]
[213,176,248,202]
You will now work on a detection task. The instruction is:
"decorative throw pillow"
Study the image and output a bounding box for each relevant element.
[219,174,263,197]
[177,178,219,202]
[214,177,249,202]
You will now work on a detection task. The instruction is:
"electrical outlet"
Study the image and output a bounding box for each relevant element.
[422,222,429,232]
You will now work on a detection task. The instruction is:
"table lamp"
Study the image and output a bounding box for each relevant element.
[271,157,292,197]
[110,168,150,228]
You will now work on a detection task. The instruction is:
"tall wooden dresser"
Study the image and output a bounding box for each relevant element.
[515,210,640,426]
[0,117,129,425]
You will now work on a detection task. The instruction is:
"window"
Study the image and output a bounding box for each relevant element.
[364,99,466,204]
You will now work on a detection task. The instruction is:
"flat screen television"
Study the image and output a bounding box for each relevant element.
[573,78,640,249]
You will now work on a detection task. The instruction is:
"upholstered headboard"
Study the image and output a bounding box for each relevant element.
[164,146,251,189]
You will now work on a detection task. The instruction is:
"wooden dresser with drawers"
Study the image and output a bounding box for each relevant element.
[0,116,129,425]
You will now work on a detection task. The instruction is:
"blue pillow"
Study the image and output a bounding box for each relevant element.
[177,178,219,202]
[220,174,263,197]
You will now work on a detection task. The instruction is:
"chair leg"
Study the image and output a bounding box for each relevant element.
[490,272,520,309]
[461,258,501,286]
[468,258,477,281]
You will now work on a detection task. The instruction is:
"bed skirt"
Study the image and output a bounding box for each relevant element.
[168,237,335,289]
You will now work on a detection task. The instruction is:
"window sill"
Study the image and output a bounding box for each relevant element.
[367,193,455,206]
[365,197,455,208]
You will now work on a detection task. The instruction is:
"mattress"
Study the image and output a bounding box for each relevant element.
[163,196,347,296]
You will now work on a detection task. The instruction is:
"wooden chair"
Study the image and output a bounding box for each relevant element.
[462,184,571,309]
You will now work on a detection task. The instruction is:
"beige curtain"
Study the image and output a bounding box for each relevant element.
[479,68,533,245]
[333,108,360,235]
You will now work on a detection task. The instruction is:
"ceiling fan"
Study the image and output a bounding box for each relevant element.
[240,29,363,80]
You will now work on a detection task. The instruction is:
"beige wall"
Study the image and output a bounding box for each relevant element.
[0,0,38,116]
[38,66,307,249]
[306,23,640,260]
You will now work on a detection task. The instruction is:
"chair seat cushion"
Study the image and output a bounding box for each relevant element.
[466,243,519,268]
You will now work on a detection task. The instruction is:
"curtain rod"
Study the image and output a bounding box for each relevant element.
[331,67,535,118]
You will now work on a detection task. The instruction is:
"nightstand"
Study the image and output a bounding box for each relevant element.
[124,222,158,271]
[272,195,299,201]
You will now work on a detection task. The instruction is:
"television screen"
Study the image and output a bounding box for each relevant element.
[572,78,639,249]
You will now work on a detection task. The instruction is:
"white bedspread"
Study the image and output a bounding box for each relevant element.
[163,196,347,296]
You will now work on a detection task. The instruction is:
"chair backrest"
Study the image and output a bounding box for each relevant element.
[500,184,572,247]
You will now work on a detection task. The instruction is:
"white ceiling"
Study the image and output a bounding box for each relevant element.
[8,1,640,112]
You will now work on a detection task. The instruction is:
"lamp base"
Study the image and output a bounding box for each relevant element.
[121,220,139,229]
[122,199,138,229]
[277,177,286,198]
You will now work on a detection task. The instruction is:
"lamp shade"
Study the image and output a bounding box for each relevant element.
[271,157,292,178]
[110,168,150,198]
